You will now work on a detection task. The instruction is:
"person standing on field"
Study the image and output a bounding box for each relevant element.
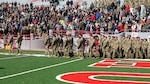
[8,33,14,54]
[89,35,95,58]
[44,33,51,57]
[77,34,85,58]
[16,32,23,55]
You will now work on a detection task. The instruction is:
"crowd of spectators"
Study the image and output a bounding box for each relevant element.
[0,0,150,37]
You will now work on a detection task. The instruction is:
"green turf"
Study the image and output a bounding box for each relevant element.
[0,54,150,84]
[95,76,150,82]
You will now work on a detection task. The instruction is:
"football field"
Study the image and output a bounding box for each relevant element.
[0,52,150,84]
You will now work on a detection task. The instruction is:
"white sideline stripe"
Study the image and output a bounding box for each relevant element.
[0,58,83,80]
[0,56,28,60]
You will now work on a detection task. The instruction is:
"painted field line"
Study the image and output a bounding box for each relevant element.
[0,56,28,60]
[0,58,83,80]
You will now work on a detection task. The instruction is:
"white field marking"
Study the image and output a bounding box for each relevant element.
[132,63,137,66]
[0,58,83,80]
[122,59,150,61]
[0,56,28,60]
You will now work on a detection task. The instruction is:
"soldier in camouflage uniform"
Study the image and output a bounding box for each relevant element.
[119,35,125,58]
[8,33,14,54]
[102,36,108,58]
[98,35,104,58]
[89,35,95,58]
[105,36,112,58]
[77,34,85,58]
[123,36,132,58]
[68,34,73,55]
[131,37,136,58]
[111,36,119,59]
[51,34,58,57]
[44,34,51,56]
[135,37,142,59]
[63,35,69,56]
[16,32,23,55]
[141,39,148,59]
[58,35,64,57]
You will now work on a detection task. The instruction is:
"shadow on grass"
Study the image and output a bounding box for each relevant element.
[0,67,5,69]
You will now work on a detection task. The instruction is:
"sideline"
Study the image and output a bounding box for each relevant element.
[0,56,28,60]
[0,58,83,80]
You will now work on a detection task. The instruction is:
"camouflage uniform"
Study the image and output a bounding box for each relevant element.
[111,37,119,59]
[44,34,51,56]
[119,36,125,58]
[8,34,14,54]
[16,33,23,55]
[135,37,142,59]
[89,35,95,58]
[131,38,136,58]
[58,35,64,57]
[123,36,132,58]
[141,39,148,59]
[77,35,85,58]
[99,35,104,58]
[105,36,112,58]
[102,36,108,58]
[51,34,58,57]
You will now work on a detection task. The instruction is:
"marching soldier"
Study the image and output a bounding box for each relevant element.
[77,34,85,58]
[68,34,74,58]
[44,33,51,57]
[16,32,23,55]
[111,36,119,59]
[58,35,64,57]
[105,36,112,58]
[119,35,125,58]
[51,34,58,57]
[135,37,142,59]
[89,35,95,58]
[102,36,108,58]
[131,37,136,58]
[123,35,132,58]
[141,39,148,59]
[98,35,104,58]
[8,33,14,54]
[63,35,69,56]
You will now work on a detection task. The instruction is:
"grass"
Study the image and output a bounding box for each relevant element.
[0,51,150,84]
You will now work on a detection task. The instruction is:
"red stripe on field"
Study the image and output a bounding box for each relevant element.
[103,60,119,63]
[134,62,150,68]
[93,63,112,67]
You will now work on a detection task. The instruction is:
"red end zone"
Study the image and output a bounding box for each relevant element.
[89,60,150,69]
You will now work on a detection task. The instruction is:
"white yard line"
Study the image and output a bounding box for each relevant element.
[0,58,83,80]
[0,56,28,60]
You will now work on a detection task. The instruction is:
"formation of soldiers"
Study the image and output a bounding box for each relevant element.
[7,32,23,55]
[44,33,150,59]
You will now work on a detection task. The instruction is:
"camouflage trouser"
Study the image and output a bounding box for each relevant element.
[135,48,142,59]
[112,48,118,59]
[9,43,13,54]
[132,48,136,58]
[142,48,147,58]
[77,48,84,58]
[45,45,50,56]
[148,49,150,59]
[52,46,58,57]
[102,47,106,58]
[17,43,22,55]
[89,47,95,58]
[118,47,124,58]
[123,48,132,58]
[105,47,111,58]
